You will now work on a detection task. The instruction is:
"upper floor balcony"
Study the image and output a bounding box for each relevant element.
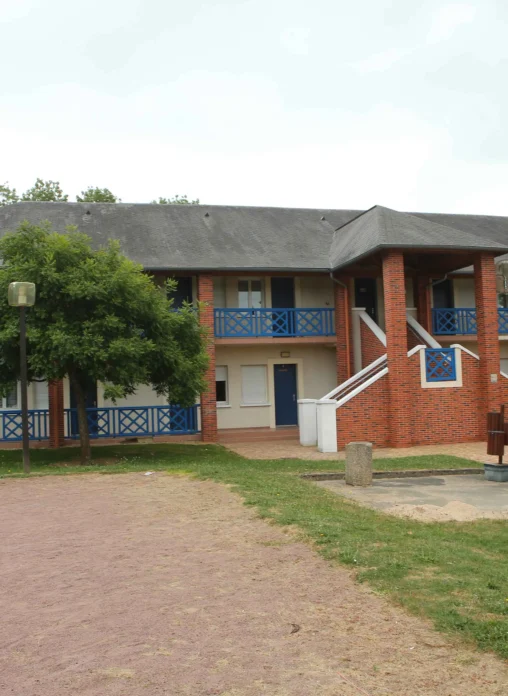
[214,307,335,339]
[432,307,508,335]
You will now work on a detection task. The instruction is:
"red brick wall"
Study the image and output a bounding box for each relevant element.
[382,252,412,446]
[334,281,353,383]
[336,348,485,449]
[337,373,390,448]
[474,253,501,417]
[406,325,421,350]
[407,350,483,445]
[48,380,65,448]
[197,275,218,443]
[360,318,386,367]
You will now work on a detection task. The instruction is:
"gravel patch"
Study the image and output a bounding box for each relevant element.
[1,473,507,695]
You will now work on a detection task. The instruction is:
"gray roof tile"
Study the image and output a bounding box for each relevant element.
[1,202,508,272]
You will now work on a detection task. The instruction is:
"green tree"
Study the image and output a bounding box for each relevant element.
[76,187,120,203]
[152,194,200,204]
[20,178,68,202]
[0,182,19,206]
[0,222,208,463]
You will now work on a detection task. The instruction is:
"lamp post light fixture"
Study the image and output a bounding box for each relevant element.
[8,282,36,474]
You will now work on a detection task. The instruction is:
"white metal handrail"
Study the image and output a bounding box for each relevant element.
[321,354,387,401]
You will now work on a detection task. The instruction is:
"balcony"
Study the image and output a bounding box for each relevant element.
[214,308,335,339]
[432,308,508,335]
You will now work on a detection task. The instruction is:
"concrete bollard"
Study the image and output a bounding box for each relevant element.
[345,441,373,486]
[298,399,317,446]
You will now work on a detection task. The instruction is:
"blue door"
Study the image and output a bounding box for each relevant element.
[274,364,298,426]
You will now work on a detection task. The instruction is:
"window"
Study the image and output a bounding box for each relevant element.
[2,385,18,409]
[238,279,263,308]
[216,366,228,405]
[241,365,268,405]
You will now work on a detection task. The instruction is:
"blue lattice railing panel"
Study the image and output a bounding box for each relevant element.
[425,348,457,382]
[431,308,477,335]
[0,409,49,442]
[498,308,508,334]
[65,405,199,439]
[432,308,508,335]
[214,308,334,338]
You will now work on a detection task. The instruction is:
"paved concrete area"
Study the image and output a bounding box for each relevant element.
[225,439,495,463]
[317,474,508,521]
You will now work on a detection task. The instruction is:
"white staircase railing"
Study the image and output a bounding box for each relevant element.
[406,311,441,348]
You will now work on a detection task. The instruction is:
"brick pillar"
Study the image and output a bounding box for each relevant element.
[415,276,432,333]
[382,251,411,447]
[474,253,500,418]
[334,280,352,384]
[48,380,65,448]
[198,275,218,443]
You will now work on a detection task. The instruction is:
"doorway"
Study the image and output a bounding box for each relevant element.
[274,364,298,427]
[432,279,454,308]
[271,278,295,335]
[354,278,378,322]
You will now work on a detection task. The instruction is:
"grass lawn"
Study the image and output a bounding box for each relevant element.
[2,444,507,659]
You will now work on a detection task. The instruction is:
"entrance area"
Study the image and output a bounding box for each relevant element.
[274,364,298,427]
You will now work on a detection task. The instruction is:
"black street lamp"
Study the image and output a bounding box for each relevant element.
[8,282,36,474]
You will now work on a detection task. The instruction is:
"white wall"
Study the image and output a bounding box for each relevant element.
[212,275,334,309]
[453,278,475,307]
[215,344,336,429]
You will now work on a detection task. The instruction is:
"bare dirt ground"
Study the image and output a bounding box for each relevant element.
[225,439,495,463]
[1,473,507,696]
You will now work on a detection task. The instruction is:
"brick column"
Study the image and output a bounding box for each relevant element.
[415,276,432,333]
[48,380,65,448]
[198,275,218,443]
[334,280,352,384]
[474,253,501,417]
[382,251,411,447]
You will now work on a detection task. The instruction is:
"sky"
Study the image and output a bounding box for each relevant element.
[1,0,507,214]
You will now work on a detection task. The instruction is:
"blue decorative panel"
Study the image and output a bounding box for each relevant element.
[432,308,508,335]
[64,405,199,440]
[425,348,457,382]
[0,409,49,442]
[214,308,334,338]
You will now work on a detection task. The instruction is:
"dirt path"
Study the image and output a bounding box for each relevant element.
[1,473,506,695]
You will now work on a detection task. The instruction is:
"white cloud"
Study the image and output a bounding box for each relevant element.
[351,48,406,74]
[427,3,477,43]
[280,27,310,56]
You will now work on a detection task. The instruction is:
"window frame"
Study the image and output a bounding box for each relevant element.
[1,384,19,410]
[238,278,264,309]
[215,365,229,406]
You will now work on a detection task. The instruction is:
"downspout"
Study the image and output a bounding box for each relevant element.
[330,273,352,379]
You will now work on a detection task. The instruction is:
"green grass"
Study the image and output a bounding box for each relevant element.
[2,443,507,659]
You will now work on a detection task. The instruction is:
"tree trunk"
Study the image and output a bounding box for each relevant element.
[70,374,91,464]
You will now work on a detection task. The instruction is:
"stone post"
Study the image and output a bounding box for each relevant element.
[345,441,373,486]
[298,399,317,446]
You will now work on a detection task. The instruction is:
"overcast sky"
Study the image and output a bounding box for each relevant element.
[1,0,507,214]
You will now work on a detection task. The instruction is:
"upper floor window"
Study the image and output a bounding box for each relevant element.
[238,279,263,308]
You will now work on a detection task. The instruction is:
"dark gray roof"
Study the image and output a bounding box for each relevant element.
[329,205,508,270]
[1,202,508,272]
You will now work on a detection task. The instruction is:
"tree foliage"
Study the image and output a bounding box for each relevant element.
[76,187,120,203]
[20,178,68,202]
[0,182,19,206]
[152,195,200,205]
[0,223,208,462]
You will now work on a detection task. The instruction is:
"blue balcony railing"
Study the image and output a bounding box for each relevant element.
[432,308,508,335]
[0,409,49,442]
[65,404,199,439]
[425,348,457,382]
[214,308,334,338]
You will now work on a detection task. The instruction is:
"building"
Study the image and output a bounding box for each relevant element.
[1,201,508,450]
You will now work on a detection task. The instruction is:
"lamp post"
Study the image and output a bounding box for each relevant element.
[8,282,36,473]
